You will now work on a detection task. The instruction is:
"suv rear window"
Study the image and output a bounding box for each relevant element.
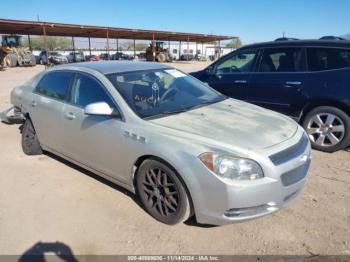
[259,48,303,72]
[307,48,350,71]
[36,71,72,100]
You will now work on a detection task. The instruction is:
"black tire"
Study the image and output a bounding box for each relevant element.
[21,119,42,155]
[136,159,191,225]
[302,106,350,152]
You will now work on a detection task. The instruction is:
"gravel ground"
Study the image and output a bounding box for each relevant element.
[0,63,349,256]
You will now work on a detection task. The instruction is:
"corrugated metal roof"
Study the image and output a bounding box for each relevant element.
[0,18,236,43]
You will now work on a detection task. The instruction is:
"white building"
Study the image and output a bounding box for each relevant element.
[166,42,235,60]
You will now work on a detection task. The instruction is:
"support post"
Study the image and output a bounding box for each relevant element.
[152,33,155,62]
[133,39,136,59]
[116,39,119,52]
[187,36,190,60]
[71,36,75,62]
[27,35,32,51]
[106,29,110,60]
[88,37,92,56]
[201,43,204,56]
[179,41,181,60]
[195,42,198,57]
[43,26,48,54]
[218,40,221,58]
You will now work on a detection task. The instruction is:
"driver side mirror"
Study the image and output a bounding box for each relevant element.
[84,102,120,118]
[206,65,216,76]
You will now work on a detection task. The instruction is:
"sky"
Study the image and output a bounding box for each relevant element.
[1,0,350,44]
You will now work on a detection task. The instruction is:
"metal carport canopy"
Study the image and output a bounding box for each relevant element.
[0,18,236,42]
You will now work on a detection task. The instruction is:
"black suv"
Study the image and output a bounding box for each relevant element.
[191,40,350,152]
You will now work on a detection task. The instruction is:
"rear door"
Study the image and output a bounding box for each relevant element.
[30,71,73,152]
[203,49,259,100]
[248,47,308,117]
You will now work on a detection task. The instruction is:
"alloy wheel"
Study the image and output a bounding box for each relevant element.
[306,113,345,147]
[142,167,179,217]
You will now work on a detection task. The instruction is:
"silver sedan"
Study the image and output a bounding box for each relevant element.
[4,61,311,225]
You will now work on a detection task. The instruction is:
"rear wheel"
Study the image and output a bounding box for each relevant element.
[157,53,166,63]
[22,119,42,155]
[302,106,350,152]
[5,53,17,67]
[29,54,36,66]
[136,159,191,225]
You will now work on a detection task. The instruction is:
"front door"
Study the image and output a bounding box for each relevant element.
[61,72,128,183]
[203,49,258,100]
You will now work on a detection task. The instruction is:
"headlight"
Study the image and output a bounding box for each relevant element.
[199,153,264,181]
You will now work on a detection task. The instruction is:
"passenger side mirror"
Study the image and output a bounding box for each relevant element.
[84,102,120,118]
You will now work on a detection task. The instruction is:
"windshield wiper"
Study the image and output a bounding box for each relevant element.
[144,96,228,120]
[144,108,188,120]
[187,96,228,111]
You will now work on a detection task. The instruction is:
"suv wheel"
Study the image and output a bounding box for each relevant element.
[302,106,350,152]
[136,159,192,225]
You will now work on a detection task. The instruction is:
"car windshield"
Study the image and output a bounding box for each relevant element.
[107,68,226,119]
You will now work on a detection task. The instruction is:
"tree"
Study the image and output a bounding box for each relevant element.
[22,36,72,50]
[226,38,242,49]
[135,43,148,51]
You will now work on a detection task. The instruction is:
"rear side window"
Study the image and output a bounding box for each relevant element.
[307,48,350,71]
[69,73,114,108]
[259,48,303,72]
[36,71,72,100]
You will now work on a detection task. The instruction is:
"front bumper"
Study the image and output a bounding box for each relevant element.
[0,106,25,124]
[180,131,311,225]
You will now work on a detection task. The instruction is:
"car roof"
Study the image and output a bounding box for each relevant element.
[240,40,350,50]
[56,61,171,75]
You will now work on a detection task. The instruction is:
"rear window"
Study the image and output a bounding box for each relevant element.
[36,71,72,100]
[260,48,303,72]
[307,48,350,71]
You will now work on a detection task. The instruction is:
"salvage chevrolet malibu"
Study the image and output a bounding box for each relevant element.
[2,61,311,225]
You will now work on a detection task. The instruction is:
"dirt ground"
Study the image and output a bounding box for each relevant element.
[0,62,349,256]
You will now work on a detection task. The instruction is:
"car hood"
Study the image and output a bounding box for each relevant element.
[150,99,298,150]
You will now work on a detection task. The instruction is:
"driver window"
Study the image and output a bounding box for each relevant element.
[70,73,115,108]
[215,50,257,74]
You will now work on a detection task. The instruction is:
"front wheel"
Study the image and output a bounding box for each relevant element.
[302,106,350,152]
[136,159,192,225]
[22,119,42,155]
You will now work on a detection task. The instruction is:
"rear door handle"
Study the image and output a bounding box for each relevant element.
[285,81,302,86]
[64,112,76,120]
[234,80,247,84]
[31,101,37,107]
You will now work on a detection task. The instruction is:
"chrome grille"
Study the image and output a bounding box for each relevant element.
[281,159,311,186]
[269,134,309,166]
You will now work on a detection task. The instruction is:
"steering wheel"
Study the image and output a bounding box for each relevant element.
[160,85,179,102]
[231,65,239,72]
[160,81,180,102]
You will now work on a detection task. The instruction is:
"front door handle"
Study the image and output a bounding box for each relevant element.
[64,112,76,120]
[285,81,302,86]
[234,80,247,84]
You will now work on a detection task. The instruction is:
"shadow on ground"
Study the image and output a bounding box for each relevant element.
[18,241,77,262]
